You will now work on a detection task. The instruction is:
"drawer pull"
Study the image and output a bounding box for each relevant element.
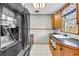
[60,48,63,50]
[51,46,56,50]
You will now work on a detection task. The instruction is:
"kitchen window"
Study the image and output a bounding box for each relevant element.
[62,4,78,33]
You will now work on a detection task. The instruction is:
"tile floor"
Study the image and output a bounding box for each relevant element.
[29,44,52,56]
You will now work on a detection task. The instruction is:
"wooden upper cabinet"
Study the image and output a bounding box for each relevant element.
[55,43,63,56]
[77,3,79,24]
[51,3,79,34]
[51,13,62,31]
[51,15,55,30]
[55,13,62,31]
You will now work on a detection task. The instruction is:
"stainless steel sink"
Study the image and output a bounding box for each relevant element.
[53,35,71,38]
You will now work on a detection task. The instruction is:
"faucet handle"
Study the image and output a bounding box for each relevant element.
[64,34,67,36]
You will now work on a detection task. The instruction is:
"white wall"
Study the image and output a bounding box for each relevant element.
[30,14,51,28]
[30,14,53,44]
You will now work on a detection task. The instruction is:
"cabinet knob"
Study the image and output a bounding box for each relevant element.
[51,46,56,50]
[60,48,63,50]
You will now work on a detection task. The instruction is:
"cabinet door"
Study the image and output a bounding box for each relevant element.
[51,14,62,31]
[55,43,63,56]
[51,43,62,56]
[73,50,79,56]
[62,46,79,56]
[62,46,74,56]
[51,16,55,29]
[77,4,79,23]
[55,14,62,31]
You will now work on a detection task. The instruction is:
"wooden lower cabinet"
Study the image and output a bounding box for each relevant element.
[49,39,62,56]
[73,50,79,56]
[62,46,79,56]
[62,46,74,56]
[50,43,59,56]
[55,43,63,56]
[49,39,79,56]
[51,46,57,56]
[52,43,63,56]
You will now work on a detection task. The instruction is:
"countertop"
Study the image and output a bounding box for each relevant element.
[49,33,79,48]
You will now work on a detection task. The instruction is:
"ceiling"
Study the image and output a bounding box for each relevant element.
[24,3,65,14]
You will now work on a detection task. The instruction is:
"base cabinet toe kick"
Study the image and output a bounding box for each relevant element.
[49,34,79,56]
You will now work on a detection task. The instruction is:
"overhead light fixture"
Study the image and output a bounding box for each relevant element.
[33,3,46,9]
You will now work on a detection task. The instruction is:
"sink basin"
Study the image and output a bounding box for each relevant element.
[53,35,71,38]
